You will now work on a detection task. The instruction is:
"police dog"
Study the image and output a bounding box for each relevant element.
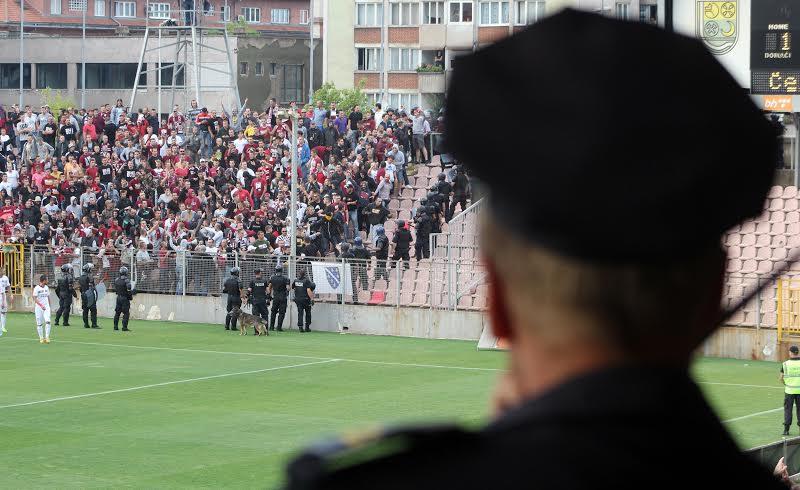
[231,306,268,336]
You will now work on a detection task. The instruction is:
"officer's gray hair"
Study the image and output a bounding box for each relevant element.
[481,219,724,354]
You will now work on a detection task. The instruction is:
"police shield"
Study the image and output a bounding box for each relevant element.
[697,1,738,56]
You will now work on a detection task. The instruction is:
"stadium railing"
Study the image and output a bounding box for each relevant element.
[746,437,800,481]
[21,245,488,311]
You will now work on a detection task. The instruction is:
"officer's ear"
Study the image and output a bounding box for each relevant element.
[485,259,513,341]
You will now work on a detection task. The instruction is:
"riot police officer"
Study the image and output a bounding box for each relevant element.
[293,269,316,332]
[247,268,270,328]
[352,237,371,299]
[78,263,100,329]
[54,264,77,327]
[268,264,290,331]
[373,225,390,287]
[223,267,242,332]
[414,207,433,260]
[113,266,136,332]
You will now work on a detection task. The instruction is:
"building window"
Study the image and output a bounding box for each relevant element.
[0,64,31,89]
[356,2,383,26]
[158,62,185,87]
[239,62,249,76]
[220,5,229,21]
[364,92,381,107]
[479,1,509,25]
[391,2,419,25]
[422,2,444,24]
[357,47,383,71]
[271,8,289,24]
[51,0,62,15]
[449,1,472,23]
[78,63,144,89]
[514,1,544,24]
[639,4,656,24]
[36,63,67,89]
[270,63,277,76]
[94,0,105,16]
[255,62,263,76]
[300,9,309,24]
[615,2,628,20]
[241,7,260,23]
[114,1,135,17]
[69,0,86,11]
[388,93,419,110]
[390,48,419,71]
[147,2,170,19]
[282,65,303,103]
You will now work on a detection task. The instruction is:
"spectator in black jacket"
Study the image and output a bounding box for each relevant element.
[391,219,412,270]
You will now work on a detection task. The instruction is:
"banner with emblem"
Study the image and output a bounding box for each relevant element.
[697,1,738,55]
[312,262,353,295]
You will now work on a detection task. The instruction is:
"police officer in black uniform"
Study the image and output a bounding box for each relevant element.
[223,266,242,332]
[413,207,433,260]
[268,264,290,331]
[373,225,390,287]
[247,268,270,331]
[54,264,77,326]
[391,220,412,270]
[285,11,791,490]
[447,166,470,222]
[432,172,451,216]
[293,269,316,332]
[78,263,100,329]
[351,237,371,299]
[339,242,358,304]
[113,266,135,332]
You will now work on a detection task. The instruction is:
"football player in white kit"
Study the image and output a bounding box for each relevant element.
[0,266,10,335]
[33,274,51,344]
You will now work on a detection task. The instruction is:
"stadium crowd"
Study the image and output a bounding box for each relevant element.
[0,97,467,295]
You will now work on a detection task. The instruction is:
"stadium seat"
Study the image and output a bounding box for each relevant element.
[769,198,785,212]
[756,210,771,223]
[740,221,756,234]
[727,310,745,325]
[414,188,427,199]
[725,233,741,246]
[790,235,800,248]
[740,246,756,260]
[740,234,756,247]
[788,211,800,224]
[756,222,771,234]
[756,247,771,260]
[773,235,788,248]
[774,248,788,261]
[400,187,413,199]
[728,246,741,259]
[762,312,778,327]
[785,186,799,199]
[771,211,786,223]
[757,261,773,274]
[772,222,787,236]
[369,291,386,304]
[769,186,784,199]
[786,199,799,212]
[789,222,800,235]
[411,293,427,306]
[756,234,771,247]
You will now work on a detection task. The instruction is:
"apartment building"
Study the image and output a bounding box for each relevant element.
[0,0,321,109]
[323,0,660,111]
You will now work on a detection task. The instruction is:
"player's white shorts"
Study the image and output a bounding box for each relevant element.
[0,293,7,313]
[35,306,50,326]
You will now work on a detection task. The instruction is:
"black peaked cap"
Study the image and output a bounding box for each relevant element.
[445,9,779,263]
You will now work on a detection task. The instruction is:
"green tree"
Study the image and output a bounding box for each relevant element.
[312,81,369,112]
[226,19,258,37]
[39,87,78,113]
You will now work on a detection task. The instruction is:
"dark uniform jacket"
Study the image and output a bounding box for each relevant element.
[352,245,371,263]
[374,236,389,260]
[269,274,291,302]
[393,229,413,252]
[78,274,97,307]
[285,366,788,490]
[57,274,77,299]
[114,276,134,303]
[223,276,241,300]
[293,278,316,302]
[249,278,269,304]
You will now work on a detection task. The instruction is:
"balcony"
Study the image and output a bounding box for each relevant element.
[417,70,445,93]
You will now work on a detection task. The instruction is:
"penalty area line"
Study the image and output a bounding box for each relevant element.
[0,359,338,410]
[2,337,503,372]
[723,407,783,424]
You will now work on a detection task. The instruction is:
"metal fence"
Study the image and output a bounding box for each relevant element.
[746,436,800,481]
[21,245,488,311]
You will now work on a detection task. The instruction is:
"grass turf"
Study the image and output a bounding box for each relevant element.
[0,311,790,488]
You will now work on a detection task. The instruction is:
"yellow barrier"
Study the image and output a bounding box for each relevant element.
[778,278,800,341]
[0,243,25,294]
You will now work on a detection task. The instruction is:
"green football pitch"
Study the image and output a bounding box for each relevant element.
[0,311,790,488]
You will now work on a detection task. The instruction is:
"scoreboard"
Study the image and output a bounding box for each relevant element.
[751,1,800,94]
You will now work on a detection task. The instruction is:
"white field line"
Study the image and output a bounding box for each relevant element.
[0,359,338,410]
[723,407,784,423]
[698,381,784,390]
[2,337,503,372]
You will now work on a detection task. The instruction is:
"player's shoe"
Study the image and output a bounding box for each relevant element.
[39,338,45,344]
[1,326,6,333]
[44,337,50,344]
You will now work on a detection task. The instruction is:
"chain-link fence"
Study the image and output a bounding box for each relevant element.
[20,245,488,311]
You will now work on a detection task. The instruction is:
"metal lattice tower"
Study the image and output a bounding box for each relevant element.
[129,2,240,113]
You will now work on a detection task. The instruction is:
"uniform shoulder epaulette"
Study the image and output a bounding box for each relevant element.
[286,424,472,488]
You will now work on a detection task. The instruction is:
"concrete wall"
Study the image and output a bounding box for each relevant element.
[701,325,780,362]
[14,291,486,340]
[236,36,323,106]
[0,35,235,110]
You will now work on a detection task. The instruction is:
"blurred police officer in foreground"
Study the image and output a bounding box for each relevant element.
[223,267,242,332]
[284,9,788,490]
[293,269,316,332]
[247,268,270,328]
[268,264,290,331]
[113,266,135,332]
[54,264,77,327]
[79,263,100,329]
[782,346,800,435]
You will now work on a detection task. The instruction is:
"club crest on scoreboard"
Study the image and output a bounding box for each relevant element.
[697,1,738,56]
